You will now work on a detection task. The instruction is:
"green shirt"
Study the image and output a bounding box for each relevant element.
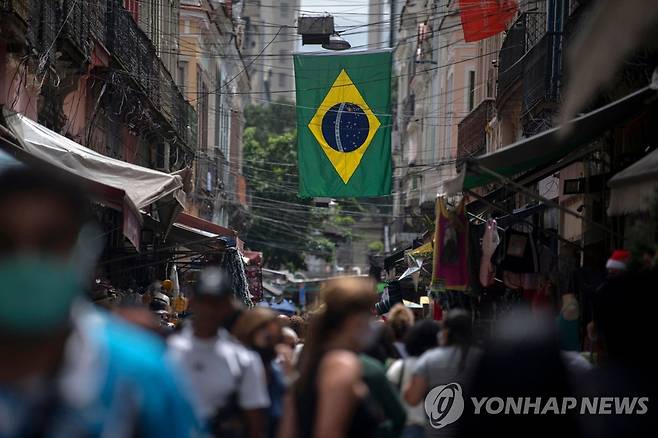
[360,354,407,438]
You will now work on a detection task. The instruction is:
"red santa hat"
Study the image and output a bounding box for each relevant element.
[606,250,631,270]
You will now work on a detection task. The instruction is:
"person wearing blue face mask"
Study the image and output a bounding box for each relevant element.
[0,166,201,437]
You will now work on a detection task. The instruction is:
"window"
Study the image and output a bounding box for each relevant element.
[151,1,160,52]
[215,68,221,150]
[467,70,476,112]
[486,68,494,98]
[217,80,230,158]
[430,75,439,163]
[445,74,454,154]
[278,73,286,88]
[178,61,187,89]
[139,0,161,52]
[281,2,289,16]
[197,68,209,150]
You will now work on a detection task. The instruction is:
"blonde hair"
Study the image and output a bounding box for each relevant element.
[387,303,415,340]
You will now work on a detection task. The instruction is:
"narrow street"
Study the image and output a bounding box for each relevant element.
[0,1,656,437]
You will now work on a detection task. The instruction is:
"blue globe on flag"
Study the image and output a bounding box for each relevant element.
[320,102,370,153]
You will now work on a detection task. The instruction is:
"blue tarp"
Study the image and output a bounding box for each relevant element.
[259,299,297,315]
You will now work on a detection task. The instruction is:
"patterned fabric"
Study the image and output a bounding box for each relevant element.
[221,248,253,308]
[431,197,469,292]
[245,265,263,303]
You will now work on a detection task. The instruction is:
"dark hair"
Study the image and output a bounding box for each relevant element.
[595,270,657,366]
[443,309,473,371]
[149,299,168,312]
[405,319,440,357]
[363,323,400,363]
[460,310,578,438]
[289,315,306,339]
[0,166,89,228]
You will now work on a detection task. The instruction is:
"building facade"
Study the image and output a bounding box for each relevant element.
[0,0,196,170]
[450,0,657,264]
[391,0,478,251]
[178,0,250,230]
[242,0,299,103]
[0,0,198,286]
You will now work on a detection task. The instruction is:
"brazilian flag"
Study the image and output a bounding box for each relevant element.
[294,50,392,197]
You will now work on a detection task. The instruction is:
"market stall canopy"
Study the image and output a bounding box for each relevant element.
[2,109,185,210]
[0,109,189,248]
[169,222,223,253]
[243,251,263,266]
[608,148,658,216]
[444,81,658,195]
[262,282,284,297]
[167,213,236,254]
[175,212,235,237]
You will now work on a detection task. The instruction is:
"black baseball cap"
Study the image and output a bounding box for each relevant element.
[194,267,232,299]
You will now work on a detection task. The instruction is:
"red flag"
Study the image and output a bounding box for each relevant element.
[459,0,518,42]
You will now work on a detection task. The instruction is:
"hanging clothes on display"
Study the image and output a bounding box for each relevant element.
[499,223,539,273]
[431,196,469,292]
[220,248,254,308]
[479,219,500,287]
[431,299,443,321]
[467,221,485,296]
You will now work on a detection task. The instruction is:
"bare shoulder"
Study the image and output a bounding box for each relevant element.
[318,350,362,387]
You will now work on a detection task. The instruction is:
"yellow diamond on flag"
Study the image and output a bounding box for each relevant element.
[308,69,381,184]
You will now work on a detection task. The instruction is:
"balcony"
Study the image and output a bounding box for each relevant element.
[1,0,57,64]
[497,14,527,99]
[497,12,548,101]
[522,33,559,115]
[1,1,28,51]
[457,98,495,161]
[2,1,196,150]
[58,0,93,61]
[105,2,197,149]
[1,0,29,24]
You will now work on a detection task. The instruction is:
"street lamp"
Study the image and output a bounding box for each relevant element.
[298,16,351,50]
[322,33,351,51]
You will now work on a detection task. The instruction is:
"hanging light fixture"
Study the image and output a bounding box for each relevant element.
[322,33,351,51]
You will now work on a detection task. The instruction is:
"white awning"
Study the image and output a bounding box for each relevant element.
[173,222,218,239]
[2,109,185,210]
[608,148,658,216]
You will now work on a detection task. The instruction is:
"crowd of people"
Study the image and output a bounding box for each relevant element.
[0,167,656,437]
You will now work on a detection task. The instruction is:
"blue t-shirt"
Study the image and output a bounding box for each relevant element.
[0,306,202,437]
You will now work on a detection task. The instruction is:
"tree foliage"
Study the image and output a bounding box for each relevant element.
[242,103,334,270]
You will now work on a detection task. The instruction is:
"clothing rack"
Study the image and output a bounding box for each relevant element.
[464,188,582,251]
